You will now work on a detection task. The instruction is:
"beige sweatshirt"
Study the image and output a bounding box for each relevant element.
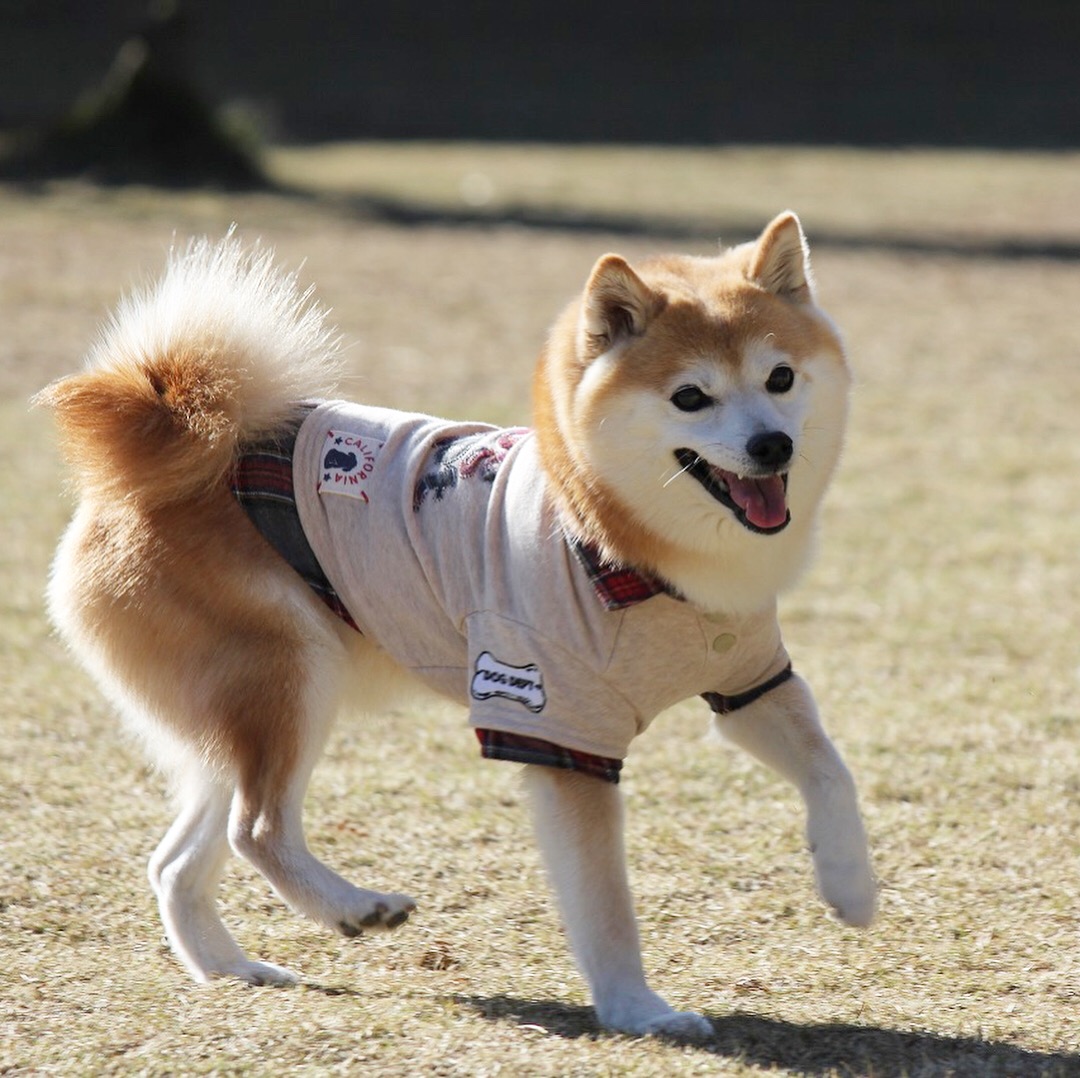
[292,401,791,763]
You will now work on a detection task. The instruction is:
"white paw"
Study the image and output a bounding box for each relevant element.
[816,855,876,926]
[597,990,713,1041]
[335,892,417,938]
[216,960,299,987]
[811,830,876,926]
[642,1009,714,1041]
[806,783,876,927]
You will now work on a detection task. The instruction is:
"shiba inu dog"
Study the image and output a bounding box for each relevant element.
[38,213,875,1039]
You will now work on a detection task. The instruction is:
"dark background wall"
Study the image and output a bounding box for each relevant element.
[1,1,1076,147]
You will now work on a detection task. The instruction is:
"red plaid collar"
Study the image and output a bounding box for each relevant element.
[567,534,680,611]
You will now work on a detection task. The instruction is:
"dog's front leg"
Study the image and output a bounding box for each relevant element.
[524,766,713,1040]
[714,672,876,926]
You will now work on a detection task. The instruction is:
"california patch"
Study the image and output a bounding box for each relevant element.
[471,651,547,713]
[318,429,384,503]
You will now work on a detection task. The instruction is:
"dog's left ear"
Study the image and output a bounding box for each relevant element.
[578,254,662,360]
[748,212,815,304]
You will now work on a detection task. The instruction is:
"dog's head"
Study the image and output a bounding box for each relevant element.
[534,212,850,609]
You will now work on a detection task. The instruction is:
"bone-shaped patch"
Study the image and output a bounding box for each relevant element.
[470,651,547,713]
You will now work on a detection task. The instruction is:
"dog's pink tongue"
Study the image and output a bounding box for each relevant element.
[724,472,788,529]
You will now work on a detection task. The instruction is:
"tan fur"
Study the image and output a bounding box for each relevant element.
[51,488,313,786]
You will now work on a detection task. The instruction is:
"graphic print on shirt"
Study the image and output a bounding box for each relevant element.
[318,429,384,503]
[413,427,530,510]
[471,651,547,713]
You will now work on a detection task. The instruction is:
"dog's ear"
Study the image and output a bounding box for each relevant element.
[578,254,661,359]
[748,212,815,304]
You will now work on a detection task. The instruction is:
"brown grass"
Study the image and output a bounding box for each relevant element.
[2,146,1079,1076]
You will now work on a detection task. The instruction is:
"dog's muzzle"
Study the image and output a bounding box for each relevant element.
[674,447,791,534]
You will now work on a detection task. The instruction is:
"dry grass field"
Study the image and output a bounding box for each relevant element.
[2,145,1079,1076]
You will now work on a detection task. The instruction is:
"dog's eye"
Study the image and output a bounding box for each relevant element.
[670,385,712,412]
[766,365,795,394]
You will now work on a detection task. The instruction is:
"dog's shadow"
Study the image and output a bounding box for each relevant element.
[453,995,1078,1076]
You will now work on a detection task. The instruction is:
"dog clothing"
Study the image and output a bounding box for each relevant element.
[233,401,792,782]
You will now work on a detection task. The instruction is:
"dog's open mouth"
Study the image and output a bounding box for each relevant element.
[674,448,790,534]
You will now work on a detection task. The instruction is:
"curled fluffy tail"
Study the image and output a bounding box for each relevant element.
[35,234,342,506]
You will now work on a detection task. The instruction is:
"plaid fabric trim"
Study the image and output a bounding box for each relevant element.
[701,663,794,715]
[476,728,623,784]
[231,450,293,504]
[230,412,361,633]
[567,536,678,611]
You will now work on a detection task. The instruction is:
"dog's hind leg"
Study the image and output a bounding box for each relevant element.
[714,672,876,927]
[224,653,416,943]
[149,769,296,985]
[228,773,417,941]
[524,766,714,1040]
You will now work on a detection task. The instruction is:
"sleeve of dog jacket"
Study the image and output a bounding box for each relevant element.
[709,639,792,700]
[463,612,643,762]
[700,641,794,714]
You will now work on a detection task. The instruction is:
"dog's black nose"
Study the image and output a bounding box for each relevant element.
[746,431,793,469]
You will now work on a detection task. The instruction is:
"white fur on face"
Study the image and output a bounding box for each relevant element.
[573,336,849,612]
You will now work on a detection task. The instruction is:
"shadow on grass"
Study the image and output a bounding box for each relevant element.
[3,173,1078,262]
[455,995,1079,1076]
[276,187,1080,263]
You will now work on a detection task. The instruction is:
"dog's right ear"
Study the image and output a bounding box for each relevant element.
[578,255,662,360]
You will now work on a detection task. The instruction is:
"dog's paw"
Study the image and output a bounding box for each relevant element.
[336,892,417,938]
[213,960,299,987]
[806,787,876,927]
[821,864,877,927]
[811,840,876,927]
[597,989,713,1041]
[641,1009,714,1042]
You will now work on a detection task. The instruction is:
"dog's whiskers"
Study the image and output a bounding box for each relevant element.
[663,458,696,488]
